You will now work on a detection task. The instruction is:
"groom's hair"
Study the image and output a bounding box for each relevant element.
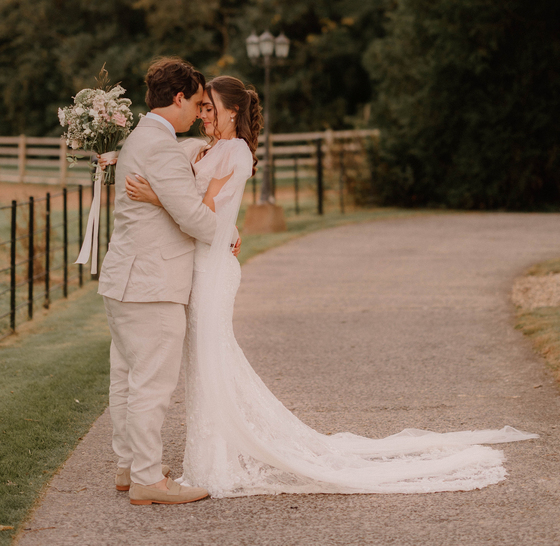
[145,57,206,109]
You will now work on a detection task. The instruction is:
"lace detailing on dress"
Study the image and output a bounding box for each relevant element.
[178,138,538,498]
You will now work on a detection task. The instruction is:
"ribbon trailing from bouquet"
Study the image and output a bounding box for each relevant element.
[75,151,119,274]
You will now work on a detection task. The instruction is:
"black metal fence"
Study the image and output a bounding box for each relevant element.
[249,140,353,216]
[0,183,113,340]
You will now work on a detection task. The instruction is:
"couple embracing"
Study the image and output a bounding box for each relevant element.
[98,57,536,506]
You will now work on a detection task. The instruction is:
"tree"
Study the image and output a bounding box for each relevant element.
[0,0,382,135]
[238,0,383,131]
[364,0,560,209]
[0,0,150,135]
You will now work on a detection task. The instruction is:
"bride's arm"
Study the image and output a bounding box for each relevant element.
[125,172,241,254]
[203,173,242,254]
[124,171,234,210]
[202,173,233,212]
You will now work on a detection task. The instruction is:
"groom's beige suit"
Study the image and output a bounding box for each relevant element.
[98,116,216,486]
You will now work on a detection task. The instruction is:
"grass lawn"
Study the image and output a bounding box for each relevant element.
[0,203,433,544]
[0,284,110,546]
[515,258,560,383]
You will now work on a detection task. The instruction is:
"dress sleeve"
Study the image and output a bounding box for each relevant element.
[212,139,253,211]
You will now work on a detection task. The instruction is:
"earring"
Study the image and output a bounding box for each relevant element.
[231,117,234,123]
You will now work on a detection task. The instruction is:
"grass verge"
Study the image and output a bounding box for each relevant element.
[0,284,111,546]
[0,205,432,544]
[515,258,560,382]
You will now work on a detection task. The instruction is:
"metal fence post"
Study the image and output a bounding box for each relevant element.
[10,200,16,331]
[339,149,345,214]
[45,192,50,309]
[316,139,324,215]
[294,157,300,215]
[28,196,34,319]
[78,185,83,287]
[63,187,68,298]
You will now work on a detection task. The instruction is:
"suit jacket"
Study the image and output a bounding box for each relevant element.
[98,116,217,305]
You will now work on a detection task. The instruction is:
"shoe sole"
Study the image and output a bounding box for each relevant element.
[116,470,171,492]
[130,493,209,505]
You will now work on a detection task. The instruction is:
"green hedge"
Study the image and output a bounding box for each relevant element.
[363,0,560,210]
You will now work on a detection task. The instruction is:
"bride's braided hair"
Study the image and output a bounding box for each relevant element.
[204,76,263,176]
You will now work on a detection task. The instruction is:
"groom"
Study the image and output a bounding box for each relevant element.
[98,57,237,505]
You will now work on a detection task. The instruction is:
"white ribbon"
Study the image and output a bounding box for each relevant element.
[75,151,119,274]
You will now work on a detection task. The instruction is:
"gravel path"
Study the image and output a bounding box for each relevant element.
[17,213,560,546]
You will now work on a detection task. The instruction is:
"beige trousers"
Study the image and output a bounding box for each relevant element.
[103,297,187,485]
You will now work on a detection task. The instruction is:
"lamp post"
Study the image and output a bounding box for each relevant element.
[246,30,290,205]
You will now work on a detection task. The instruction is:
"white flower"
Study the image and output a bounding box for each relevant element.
[93,95,106,112]
[61,80,133,170]
[74,89,91,103]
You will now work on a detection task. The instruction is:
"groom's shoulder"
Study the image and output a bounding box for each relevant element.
[123,118,180,156]
[128,116,174,142]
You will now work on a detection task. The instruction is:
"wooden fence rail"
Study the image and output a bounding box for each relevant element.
[0,128,378,186]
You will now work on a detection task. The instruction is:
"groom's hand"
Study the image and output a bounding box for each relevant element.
[232,236,241,257]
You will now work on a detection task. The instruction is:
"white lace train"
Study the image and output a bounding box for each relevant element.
[177,138,537,498]
[179,249,536,497]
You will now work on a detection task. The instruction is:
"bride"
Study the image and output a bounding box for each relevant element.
[122,75,537,497]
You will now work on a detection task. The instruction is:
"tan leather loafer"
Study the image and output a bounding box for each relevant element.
[116,465,171,491]
[129,477,209,505]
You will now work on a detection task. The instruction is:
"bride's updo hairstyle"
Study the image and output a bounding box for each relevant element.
[204,76,263,176]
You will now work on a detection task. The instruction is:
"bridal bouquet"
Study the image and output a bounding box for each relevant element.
[64,67,134,275]
[58,68,133,185]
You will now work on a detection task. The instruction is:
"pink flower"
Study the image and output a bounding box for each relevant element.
[112,112,127,127]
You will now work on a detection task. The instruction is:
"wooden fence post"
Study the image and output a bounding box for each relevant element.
[59,139,68,186]
[324,128,334,172]
[18,134,26,183]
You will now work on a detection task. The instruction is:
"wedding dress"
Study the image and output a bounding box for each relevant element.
[176,137,537,498]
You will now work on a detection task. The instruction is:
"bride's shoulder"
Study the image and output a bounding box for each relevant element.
[215,138,252,163]
[205,139,252,179]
